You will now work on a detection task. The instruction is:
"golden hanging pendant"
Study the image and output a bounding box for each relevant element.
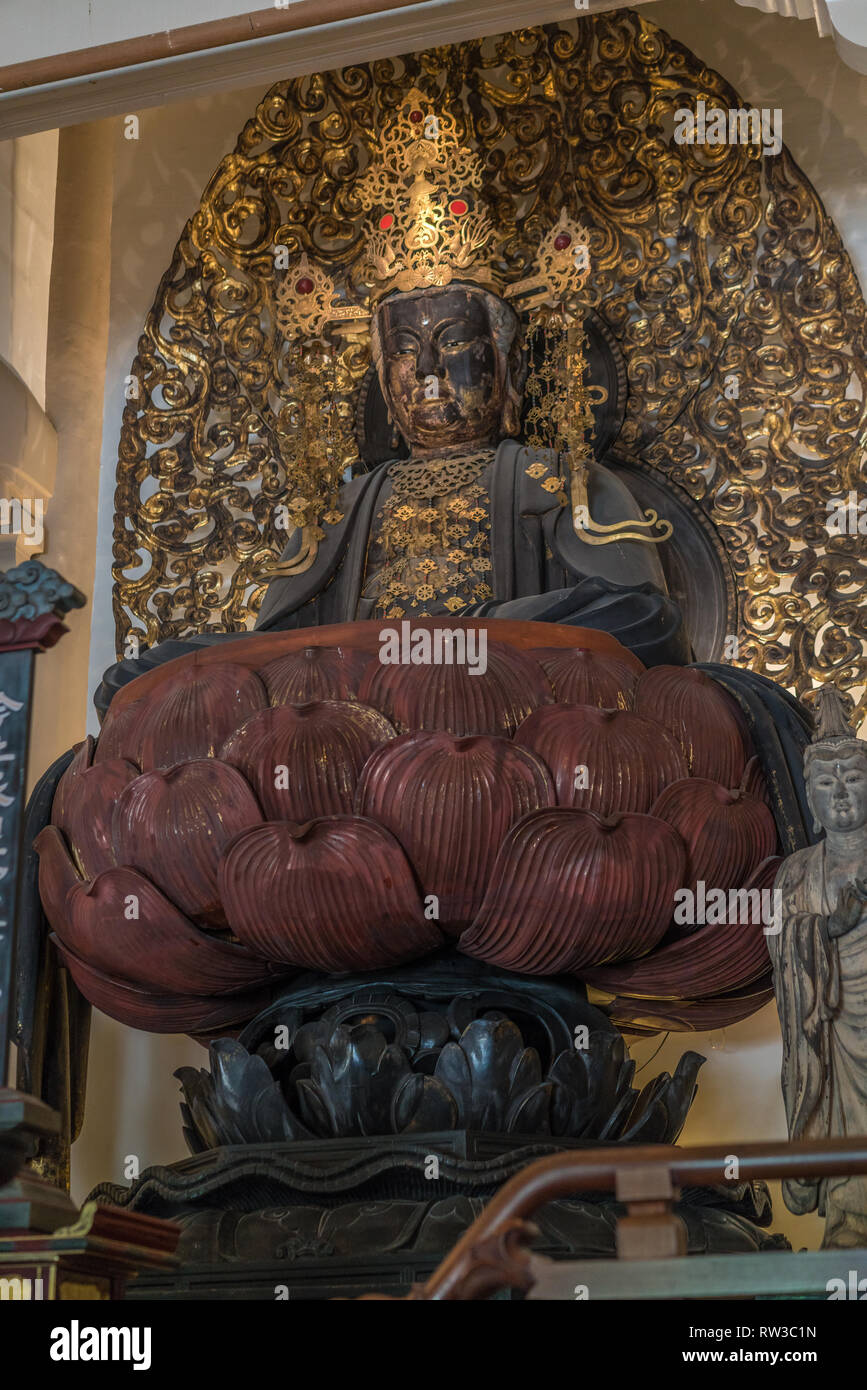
[569,458,673,547]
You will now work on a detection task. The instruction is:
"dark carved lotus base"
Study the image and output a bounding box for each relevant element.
[91,1134,789,1301]
[173,958,704,1148]
[86,963,789,1299]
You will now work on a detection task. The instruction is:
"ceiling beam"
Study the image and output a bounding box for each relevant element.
[0,0,657,140]
[1,0,863,142]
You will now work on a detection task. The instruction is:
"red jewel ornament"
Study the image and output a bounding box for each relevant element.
[295,277,314,295]
[554,232,572,251]
[379,213,395,230]
[409,110,424,125]
[449,199,468,216]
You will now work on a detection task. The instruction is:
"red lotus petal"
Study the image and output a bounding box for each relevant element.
[219,701,395,821]
[219,817,440,971]
[52,938,274,1034]
[460,809,686,974]
[93,700,146,765]
[634,666,751,784]
[51,736,95,816]
[259,645,374,705]
[36,825,83,931]
[649,778,778,895]
[743,855,784,893]
[741,753,771,806]
[584,857,781,1001]
[111,760,263,925]
[530,647,641,708]
[100,661,269,770]
[357,639,553,736]
[355,732,555,932]
[56,862,281,997]
[52,753,140,879]
[607,981,774,1034]
[514,704,687,814]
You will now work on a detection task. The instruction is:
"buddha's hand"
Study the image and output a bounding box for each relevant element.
[827,879,867,939]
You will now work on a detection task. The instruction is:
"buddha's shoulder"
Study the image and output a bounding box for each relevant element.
[775,842,823,893]
[512,443,645,522]
[331,462,389,513]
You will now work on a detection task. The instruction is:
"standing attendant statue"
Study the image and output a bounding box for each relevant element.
[770,686,867,1247]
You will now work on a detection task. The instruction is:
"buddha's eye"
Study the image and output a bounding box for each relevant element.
[438,327,476,350]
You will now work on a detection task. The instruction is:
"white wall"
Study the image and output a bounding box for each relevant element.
[0,130,58,406]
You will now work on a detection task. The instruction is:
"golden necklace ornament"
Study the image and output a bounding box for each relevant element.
[363,448,495,618]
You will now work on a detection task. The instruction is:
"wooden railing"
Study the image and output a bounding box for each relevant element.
[361,1137,867,1300]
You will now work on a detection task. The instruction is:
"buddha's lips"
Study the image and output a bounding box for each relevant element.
[407,396,460,422]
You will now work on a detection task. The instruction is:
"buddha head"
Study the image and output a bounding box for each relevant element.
[370,283,524,458]
[806,749,867,836]
[805,688,867,836]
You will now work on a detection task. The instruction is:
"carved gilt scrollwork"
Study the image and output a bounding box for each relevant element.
[114,12,867,723]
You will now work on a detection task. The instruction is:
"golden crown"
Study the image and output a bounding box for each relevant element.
[355,87,500,302]
[274,88,592,339]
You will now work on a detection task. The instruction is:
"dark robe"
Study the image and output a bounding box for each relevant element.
[254,441,690,668]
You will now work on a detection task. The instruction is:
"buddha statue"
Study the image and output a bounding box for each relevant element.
[248,87,687,662]
[254,277,688,667]
[770,686,867,1248]
[20,73,835,1272]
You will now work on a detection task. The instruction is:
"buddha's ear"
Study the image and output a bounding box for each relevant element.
[510,332,528,394]
[501,396,521,438]
[803,777,822,836]
[370,308,386,384]
[501,337,527,438]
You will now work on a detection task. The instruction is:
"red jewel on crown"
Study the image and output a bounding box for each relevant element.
[409,109,424,125]
[449,199,469,216]
[295,276,314,294]
[554,232,572,250]
[379,213,395,230]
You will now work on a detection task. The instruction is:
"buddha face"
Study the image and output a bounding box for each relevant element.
[808,752,867,835]
[373,285,520,457]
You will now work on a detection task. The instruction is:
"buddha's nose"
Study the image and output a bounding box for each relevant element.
[415,339,440,378]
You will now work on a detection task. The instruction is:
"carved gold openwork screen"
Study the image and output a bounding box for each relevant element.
[114,11,867,724]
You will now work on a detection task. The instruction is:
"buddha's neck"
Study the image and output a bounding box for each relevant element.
[823,828,867,860]
[408,439,498,462]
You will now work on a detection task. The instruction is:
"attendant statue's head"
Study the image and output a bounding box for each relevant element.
[370,283,524,458]
[805,687,867,838]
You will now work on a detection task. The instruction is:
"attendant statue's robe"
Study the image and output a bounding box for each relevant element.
[255,441,690,668]
[770,843,867,1246]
